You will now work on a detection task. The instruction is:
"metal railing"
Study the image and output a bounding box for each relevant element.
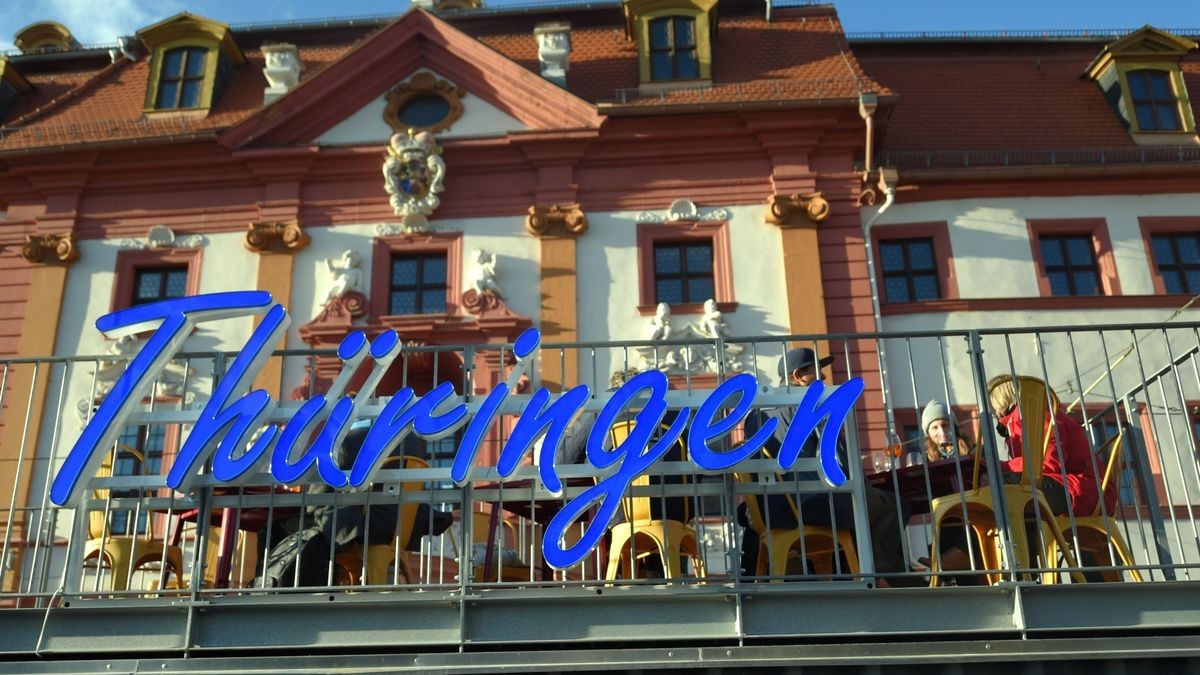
[1,320,1199,609]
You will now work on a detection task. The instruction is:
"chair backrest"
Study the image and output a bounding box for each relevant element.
[386,455,429,547]
[469,510,518,546]
[88,444,147,541]
[992,375,1059,487]
[1093,431,1125,518]
[605,420,689,525]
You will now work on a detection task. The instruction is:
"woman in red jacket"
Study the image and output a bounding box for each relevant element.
[988,375,1117,519]
[933,375,1117,578]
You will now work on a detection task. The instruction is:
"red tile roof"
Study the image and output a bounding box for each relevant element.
[0,3,878,152]
[855,41,1200,160]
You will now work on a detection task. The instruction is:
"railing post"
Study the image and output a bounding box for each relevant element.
[965,331,1019,582]
[1123,394,1175,580]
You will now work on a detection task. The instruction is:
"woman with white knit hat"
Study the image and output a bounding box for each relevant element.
[920,400,973,463]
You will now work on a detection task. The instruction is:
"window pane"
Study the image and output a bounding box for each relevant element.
[1155,104,1182,131]
[1040,239,1063,266]
[1047,271,1072,296]
[1128,72,1149,99]
[1135,104,1158,131]
[398,95,452,128]
[913,274,940,300]
[685,244,712,272]
[884,277,909,303]
[185,48,207,77]
[649,19,670,48]
[162,49,184,77]
[656,279,683,304]
[390,291,416,315]
[165,270,188,298]
[136,273,162,301]
[654,246,681,274]
[421,290,446,314]
[880,243,905,272]
[1152,236,1176,264]
[180,79,202,108]
[157,80,179,108]
[1179,236,1200,263]
[392,258,417,286]
[673,18,696,47]
[1186,270,1200,294]
[675,50,699,79]
[1072,271,1098,296]
[1163,271,1184,294]
[687,278,714,303]
[908,241,935,270]
[650,52,672,81]
[1065,237,1095,266]
[1148,71,1172,99]
[422,256,447,284]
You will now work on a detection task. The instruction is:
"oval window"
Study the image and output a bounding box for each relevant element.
[397,95,452,129]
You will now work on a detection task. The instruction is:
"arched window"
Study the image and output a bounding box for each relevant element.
[1127,70,1182,131]
[648,16,699,81]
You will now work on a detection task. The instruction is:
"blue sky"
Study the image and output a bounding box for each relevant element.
[2,0,1197,50]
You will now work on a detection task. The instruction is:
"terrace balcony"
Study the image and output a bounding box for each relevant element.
[1,320,1199,672]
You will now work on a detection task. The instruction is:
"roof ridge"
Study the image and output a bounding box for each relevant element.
[3,56,129,129]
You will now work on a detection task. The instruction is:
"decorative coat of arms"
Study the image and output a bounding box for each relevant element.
[382,129,446,232]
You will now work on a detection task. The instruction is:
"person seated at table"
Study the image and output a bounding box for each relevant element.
[920,399,973,463]
[931,375,1116,578]
[739,348,918,587]
[917,399,983,583]
[253,425,451,588]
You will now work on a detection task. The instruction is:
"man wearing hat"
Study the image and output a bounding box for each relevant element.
[738,348,917,586]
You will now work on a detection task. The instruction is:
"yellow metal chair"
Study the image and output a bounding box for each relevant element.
[928,375,1084,586]
[336,455,428,586]
[83,445,185,592]
[603,421,705,581]
[736,472,859,579]
[1045,431,1143,583]
[451,509,534,583]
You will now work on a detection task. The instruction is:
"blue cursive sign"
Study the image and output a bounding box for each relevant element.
[51,293,864,570]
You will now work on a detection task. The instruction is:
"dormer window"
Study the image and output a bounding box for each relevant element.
[1084,26,1197,143]
[137,12,244,114]
[1127,70,1182,132]
[156,47,207,109]
[649,17,699,81]
[623,0,716,86]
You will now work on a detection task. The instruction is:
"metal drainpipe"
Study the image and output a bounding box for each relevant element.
[862,170,898,450]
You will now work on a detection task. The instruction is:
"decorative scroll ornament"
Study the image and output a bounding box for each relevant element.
[382,129,446,233]
[765,192,831,227]
[21,233,79,263]
[637,198,730,224]
[244,221,309,253]
[525,203,588,237]
[637,298,745,375]
[119,224,206,249]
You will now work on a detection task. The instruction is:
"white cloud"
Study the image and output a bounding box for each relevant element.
[47,0,160,44]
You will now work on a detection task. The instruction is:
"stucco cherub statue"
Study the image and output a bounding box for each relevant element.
[325,249,363,302]
[648,302,671,341]
[470,249,504,298]
[699,298,731,339]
